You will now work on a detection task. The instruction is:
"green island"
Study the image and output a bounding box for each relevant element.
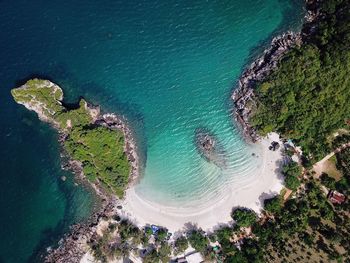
[80,0,350,262]
[11,79,130,197]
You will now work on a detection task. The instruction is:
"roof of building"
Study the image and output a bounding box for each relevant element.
[329,190,346,204]
[186,252,204,263]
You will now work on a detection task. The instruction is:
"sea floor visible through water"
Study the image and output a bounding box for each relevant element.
[0,0,304,262]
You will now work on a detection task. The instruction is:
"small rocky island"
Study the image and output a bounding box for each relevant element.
[195,128,227,168]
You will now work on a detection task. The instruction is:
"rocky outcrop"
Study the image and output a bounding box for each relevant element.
[232,32,302,141]
[13,80,139,190]
[232,0,321,142]
[195,128,227,168]
[12,80,140,263]
[44,201,116,263]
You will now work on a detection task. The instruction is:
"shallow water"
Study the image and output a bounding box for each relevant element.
[0,0,304,261]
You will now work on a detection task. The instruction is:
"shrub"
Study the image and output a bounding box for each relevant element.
[188,230,209,252]
[231,208,257,227]
[174,236,188,254]
[264,196,282,214]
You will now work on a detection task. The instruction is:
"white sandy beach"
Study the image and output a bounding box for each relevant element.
[120,132,285,233]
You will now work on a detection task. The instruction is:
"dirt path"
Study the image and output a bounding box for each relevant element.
[313,142,350,178]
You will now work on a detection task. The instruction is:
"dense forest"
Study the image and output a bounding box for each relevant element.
[251,0,350,162]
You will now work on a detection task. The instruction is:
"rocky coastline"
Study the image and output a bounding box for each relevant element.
[11,81,139,263]
[232,0,320,142]
[44,200,117,263]
[24,1,322,261]
[43,107,139,262]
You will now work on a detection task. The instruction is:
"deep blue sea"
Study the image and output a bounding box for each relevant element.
[0,0,304,262]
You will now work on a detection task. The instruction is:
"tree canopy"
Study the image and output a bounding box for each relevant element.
[231,208,257,227]
[251,0,350,162]
[283,161,302,191]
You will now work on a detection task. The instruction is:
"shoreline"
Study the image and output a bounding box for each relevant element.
[232,31,302,141]
[40,0,321,261]
[121,133,285,233]
[11,80,140,262]
[232,0,320,142]
[44,111,140,263]
[118,0,320,234]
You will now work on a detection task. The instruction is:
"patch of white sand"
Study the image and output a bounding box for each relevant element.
[121,133,284,232]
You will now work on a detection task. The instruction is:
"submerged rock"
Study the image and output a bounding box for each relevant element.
[194,128,227,168]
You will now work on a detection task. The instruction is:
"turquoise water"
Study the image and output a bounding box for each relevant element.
[0,0,304,261]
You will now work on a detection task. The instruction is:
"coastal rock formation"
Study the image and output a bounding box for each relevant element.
[232,32,302,141]
[11,79,139,262]
[44,201,116,263]
[12,79,139,191]
[232,0,320,141]
[195,128,227,168]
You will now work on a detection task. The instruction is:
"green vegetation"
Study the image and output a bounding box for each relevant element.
[231,208,257,227]
[142,243,171,263]
[89,220,141,262]
[11,79,130,197]
[251,0,350,162]
[174,236,188,254]
[320,172,337,189]
[212,226,235,256]
[64,126,129,196]
[283,161,302,191]
[187,229,209,252]
[332,135,350,196]
[208,179,349,262]
[89,222,127,263]
[118,220,142,245]
[55,99,93,128]
[157,242,172,262]
[88,220,173,263]
[142,242,172,263]
[264,196,283,214]
[156,228,168,242]
[11,79,64,116]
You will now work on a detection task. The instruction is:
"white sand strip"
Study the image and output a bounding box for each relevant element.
[121,133,285,233]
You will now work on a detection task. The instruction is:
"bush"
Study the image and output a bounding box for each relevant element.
[158,242,171,262]
[174,236,188,254]
[231,208,257,227]
[188,230,209,252]
[285,175,301,191]
[320,173,336,189]
[283,162,301,191]
[156,228,168,242]
[264,196,282,214]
